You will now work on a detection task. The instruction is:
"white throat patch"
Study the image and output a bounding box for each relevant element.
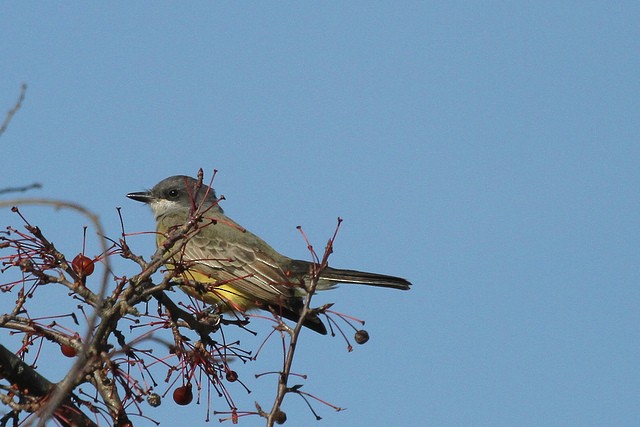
[149,199,183,220]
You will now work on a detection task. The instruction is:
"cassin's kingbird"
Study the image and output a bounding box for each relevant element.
[127,175,411,334]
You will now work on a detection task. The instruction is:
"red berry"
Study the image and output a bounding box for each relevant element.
[60,344,77,358]
[173,384,193,405]
[72,254,95,276]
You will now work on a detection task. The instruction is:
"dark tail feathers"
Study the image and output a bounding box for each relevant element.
[274,264,411,335]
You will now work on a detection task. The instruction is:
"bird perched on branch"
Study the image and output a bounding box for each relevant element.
[127,175,411,334]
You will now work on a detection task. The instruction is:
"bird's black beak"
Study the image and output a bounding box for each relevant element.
[127,191,154,204]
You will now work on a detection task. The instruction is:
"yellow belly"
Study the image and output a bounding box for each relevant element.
[169,267,260,313]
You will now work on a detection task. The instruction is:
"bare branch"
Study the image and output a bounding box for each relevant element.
[0,199,111,427]
[0,344,97,427]
[263,218,343,426]
[0,183,42,195]
[0,83,27,138]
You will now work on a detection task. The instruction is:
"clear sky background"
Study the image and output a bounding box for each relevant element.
[1,3,638,426]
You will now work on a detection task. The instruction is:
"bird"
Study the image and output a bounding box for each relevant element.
[127,175,411,334]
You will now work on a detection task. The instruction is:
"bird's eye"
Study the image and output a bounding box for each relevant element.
[167,189,179,199]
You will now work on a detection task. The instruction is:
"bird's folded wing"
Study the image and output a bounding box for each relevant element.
[182,233,299,303]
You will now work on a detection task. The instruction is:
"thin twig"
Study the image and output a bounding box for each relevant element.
[264,219,342,426]
[0,83,27,138]
[0,183,42,195]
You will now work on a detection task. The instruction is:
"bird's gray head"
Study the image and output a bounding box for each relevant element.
[127,175,222,219]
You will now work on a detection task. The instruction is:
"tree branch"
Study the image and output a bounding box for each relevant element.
[263,219,342,426]
[0,83,26,138]
[0,344,97,427]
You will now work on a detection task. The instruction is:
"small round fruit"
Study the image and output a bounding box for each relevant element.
[354,329,369,345]
[60,344,77,358]
[72,254,95,276]
[225,370,238,382]
[147,392,161,407]
[273,410,287,424]
[173,384,193,405]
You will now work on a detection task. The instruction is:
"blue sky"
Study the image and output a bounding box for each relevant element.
[1,3,639,426]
